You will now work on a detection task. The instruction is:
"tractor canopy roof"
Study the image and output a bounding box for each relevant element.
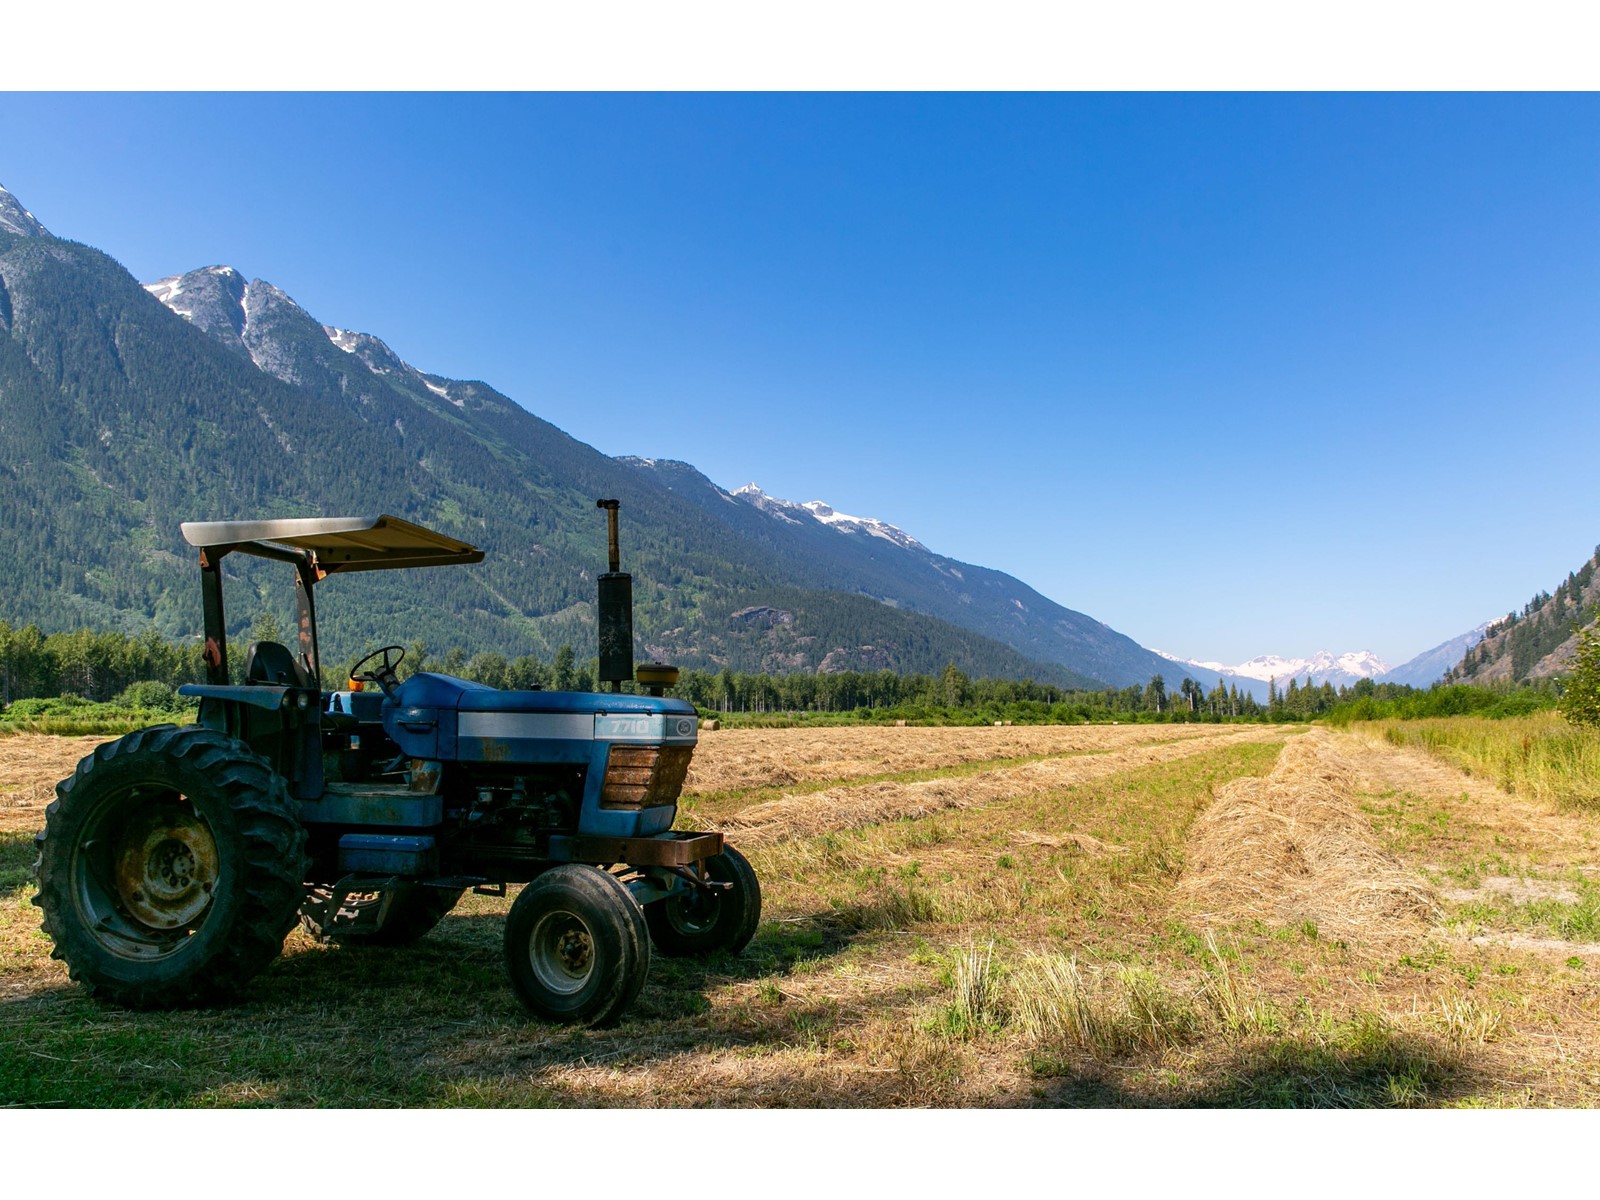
[179,515,484,574]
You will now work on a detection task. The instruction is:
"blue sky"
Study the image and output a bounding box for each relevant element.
[5,92,1598,666]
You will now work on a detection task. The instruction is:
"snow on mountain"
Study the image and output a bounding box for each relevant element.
[731,484,925,550]
[144,266,468,410]
[801,500,926,551]
[1155,648,1392,689]
[144,266,250,353]
[0,183,50,239]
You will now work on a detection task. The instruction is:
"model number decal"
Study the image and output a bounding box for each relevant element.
[595,714,697,742]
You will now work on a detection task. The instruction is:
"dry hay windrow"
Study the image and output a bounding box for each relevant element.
[685,721,1243,795]
[1177,728,1439,941]
[721,725,1285,846]
[0,734,112,833]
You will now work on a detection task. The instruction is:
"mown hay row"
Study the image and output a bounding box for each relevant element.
[685,722,1235,795]
[1178,729,1438,939]
[722,727,1283,845]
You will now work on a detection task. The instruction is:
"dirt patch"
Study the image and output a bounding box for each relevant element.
[1465,933,1600,956]
[0,734,110,834]
[1441,877,1582,905]
[723,727,1284,845]
[1178,729,1439,941]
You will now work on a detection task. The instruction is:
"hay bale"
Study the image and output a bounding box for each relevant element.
[701,719,719,731]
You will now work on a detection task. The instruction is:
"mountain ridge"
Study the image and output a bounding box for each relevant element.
[0,190,1099,687]
[1445,549,1600,686]
[2,181,1251,694]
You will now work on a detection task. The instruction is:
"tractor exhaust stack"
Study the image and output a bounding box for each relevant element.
[595,499,634,693]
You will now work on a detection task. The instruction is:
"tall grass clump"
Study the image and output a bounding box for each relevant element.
[941,940,1002,1037]
[1369,713,1600,811]
[1198,931,1280,1035]
[1007,954,1205,1055]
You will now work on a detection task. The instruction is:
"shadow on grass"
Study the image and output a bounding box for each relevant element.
[0,901,871,1107]
[0,831,38,892]
[1028,1019,1472,1109]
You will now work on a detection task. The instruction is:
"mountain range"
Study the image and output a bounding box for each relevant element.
[0,181,1267,692]
[1157,649,1391,691]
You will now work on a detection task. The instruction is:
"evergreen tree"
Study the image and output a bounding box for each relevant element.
[552,644,577,692]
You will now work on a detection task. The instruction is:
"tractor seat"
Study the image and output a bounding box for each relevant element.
[244,640,307,688]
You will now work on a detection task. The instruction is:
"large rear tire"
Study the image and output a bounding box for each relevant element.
[644,844,761,958]
[503,865,649,1026]
[32,725,308,1008]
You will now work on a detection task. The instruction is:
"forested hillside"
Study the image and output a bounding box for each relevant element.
[1446,548,1600,685]
[0,219,1091,686]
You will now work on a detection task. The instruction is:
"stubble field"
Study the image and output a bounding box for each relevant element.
[3,720,1599,1107]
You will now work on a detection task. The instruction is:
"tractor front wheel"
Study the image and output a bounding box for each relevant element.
[32,725,308,1008]
[643,844,761,958]
[503,865,649,1026]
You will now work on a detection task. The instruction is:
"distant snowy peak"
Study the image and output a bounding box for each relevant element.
[732,482,806,524]
[0,184,50,239]
[1157,648,1391,687]
[801,500,926,551]
[732,484,925,550]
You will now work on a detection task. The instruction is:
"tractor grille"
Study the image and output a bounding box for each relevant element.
[600,744,693,810]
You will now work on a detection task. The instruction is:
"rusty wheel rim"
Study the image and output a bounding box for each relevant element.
[113,804,219,929]
[72,790,220,960]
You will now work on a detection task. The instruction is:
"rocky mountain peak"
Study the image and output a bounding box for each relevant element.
[0,184,50,239]
[144,266,250,355]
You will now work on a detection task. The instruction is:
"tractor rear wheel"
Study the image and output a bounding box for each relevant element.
[32,725,308,1008]
[644,844,761,958]
[503,865,649,1026]
[300,884,463,945]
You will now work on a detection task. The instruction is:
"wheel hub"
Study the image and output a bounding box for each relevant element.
[666,889,718,935]
[528,910,595,994]
[113,804,219,929]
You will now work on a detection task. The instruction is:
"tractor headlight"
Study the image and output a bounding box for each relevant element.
[600,744,693,810]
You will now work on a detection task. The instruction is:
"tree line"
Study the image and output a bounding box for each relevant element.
[5,617,1581,728]
[0,618,1266,722]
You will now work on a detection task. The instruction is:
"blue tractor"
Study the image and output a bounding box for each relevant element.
[33,502,759,1025]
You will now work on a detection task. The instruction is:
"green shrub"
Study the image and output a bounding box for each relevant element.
[1559,622,1600,728]
[2,694,94,719]
[113,680,180,711]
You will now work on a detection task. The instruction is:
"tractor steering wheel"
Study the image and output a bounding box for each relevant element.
[350,645,406,698]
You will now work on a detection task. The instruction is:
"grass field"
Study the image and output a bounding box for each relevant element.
[4,721,1600,1107]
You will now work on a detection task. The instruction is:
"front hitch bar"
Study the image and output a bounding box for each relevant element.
[669,864,733,895]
